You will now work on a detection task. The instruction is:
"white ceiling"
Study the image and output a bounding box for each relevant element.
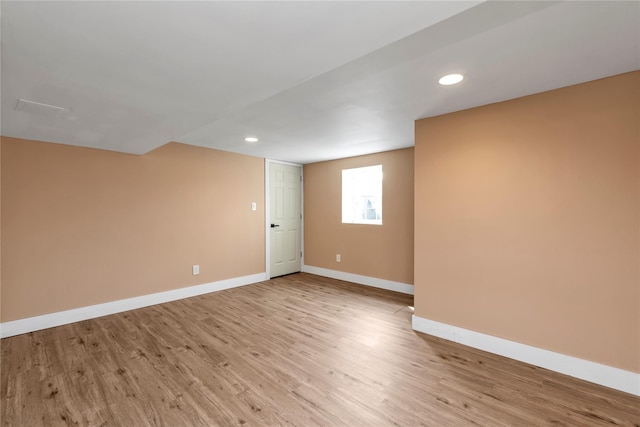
[2,1,639,164]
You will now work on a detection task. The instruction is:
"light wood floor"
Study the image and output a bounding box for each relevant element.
[1,273,639,426]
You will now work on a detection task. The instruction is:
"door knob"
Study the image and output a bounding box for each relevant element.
[270,224,280,228]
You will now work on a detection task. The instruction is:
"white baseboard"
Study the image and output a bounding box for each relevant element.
[302,265,413,295]
[412,315,640,396]
[0,272,268,339]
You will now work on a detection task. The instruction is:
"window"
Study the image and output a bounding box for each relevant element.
[342,165,382,225]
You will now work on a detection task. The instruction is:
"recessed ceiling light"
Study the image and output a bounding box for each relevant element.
[438,73,464,86]
[244,137,259,143]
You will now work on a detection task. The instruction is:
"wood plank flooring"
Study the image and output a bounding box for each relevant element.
[1,273,639,426]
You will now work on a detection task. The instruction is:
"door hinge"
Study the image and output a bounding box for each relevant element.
[300,251,303,258]
[300,175,302,182]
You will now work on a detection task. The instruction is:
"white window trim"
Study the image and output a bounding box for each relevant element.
[342,164,383,225]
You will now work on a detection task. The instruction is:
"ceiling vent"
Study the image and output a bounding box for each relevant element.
[15,98,68,118]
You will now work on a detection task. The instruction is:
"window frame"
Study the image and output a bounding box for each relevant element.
[341,164,383,225]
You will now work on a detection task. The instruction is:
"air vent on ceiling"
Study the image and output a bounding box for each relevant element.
[15,98,68,118]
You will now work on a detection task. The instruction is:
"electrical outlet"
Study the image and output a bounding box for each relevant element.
[192,265,200,275]
[251,202,257,211]
[336,254,341,262]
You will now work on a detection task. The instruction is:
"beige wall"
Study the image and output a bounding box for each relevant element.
[0,138,2,323]
[304,148,414,284]
[1,138,265,322]
[415,72,640,373]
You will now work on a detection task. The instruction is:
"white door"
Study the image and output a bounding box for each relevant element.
[269,162,302,278]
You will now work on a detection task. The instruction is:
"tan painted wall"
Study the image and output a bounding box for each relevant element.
[1,138,265,322]
[304,148,414,284]
[415,71,640,373]
[0,138,2,323]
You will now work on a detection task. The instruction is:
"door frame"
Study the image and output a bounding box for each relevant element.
[265,159,304,279]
